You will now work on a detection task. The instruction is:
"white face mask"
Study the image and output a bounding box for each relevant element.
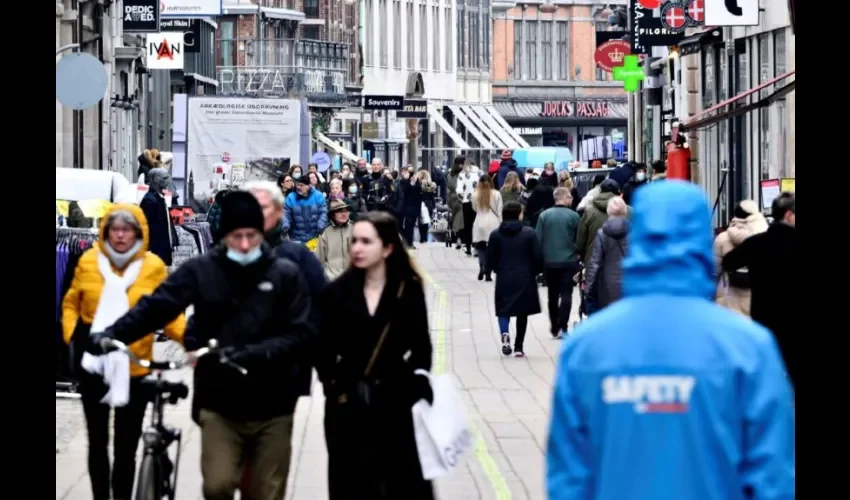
[636,172,646,182]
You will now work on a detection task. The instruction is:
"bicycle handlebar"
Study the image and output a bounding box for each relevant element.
[99,338,248,375]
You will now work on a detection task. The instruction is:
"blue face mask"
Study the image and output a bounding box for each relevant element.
[292,172,302,180]
[349,186,358,195]
[636,172,646,182]
[226,246,262,266]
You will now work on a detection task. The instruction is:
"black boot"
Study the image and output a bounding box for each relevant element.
[485,273,493,282]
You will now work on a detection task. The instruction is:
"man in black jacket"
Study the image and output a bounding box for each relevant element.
[92,191,314,500]
[722,192,797,386]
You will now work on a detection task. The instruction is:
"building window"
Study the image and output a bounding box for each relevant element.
[524,22,536,79]
[219,20,235,66]
[702,47,715,107]
[379,0,388,67]
[482,0,490,68]
[541,21,553,80]
[304,0,319,18]
[470,5,479,69]
[735,42,749,199]
[595,20,609,81]
[512,21,521,79]
[393,0,402,68]
[557,22,568,80]
[407,2,415,68]
[420,3,427,70]
[447,6,454,71]
[433,6,441,71]
[457,1,465,68]
[365,0,374,66]
[773,28,787,177]
[758,34,770,179]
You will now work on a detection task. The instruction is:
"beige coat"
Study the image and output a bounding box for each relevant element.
[713,208,768,315]
[472,190,503,244]
[316,222,353,280]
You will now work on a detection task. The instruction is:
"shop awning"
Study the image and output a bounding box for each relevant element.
[681,71,795,131]
[465,106,523,149]
[485,105,531,148]
[427,105,472,150]
[677,28,723,56]
[315,132,360,162]
[448,105,497,149]
[457,105,509,149]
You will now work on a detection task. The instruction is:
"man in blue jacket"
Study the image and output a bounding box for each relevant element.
[283,176,328,243]
[547,181,794,500]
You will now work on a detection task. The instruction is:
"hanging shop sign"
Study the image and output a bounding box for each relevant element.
[686,0,706,26]
[704,0,759,27]
[396,99,428,119]
[161,0,222,17]
[159,18,201,53]
[613,55,645,93]
[660,2,689,33]
[145,33,185,70]
[595,40,631,73]
[123,0,160,33]
[540,101,611,118]
[630,0,687,54]
[363,95,405,111]
[517,127,543,135]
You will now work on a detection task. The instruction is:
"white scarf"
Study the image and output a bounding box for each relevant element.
[80,251,143,407]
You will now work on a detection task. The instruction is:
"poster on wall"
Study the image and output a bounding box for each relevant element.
[187,97,302,206]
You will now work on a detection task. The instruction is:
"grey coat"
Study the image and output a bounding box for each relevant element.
[585,217,630,308]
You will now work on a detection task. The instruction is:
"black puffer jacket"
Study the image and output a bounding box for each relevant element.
[104,247,314,422]
[487,220,543,317]
[585,216,630,308]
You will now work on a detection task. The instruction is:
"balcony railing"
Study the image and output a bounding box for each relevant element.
[218,38,352,74]
[217,65,350,100]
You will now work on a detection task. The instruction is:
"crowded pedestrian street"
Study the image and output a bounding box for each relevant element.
[57,244,572,500]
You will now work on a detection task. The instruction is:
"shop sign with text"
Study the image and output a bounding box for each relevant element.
[159,18,200,53]
[396,99,428,119]
[123,0,160,33]
[161,0,222,17]
[540,101,610,119]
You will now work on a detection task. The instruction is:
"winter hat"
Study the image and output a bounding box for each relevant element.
[218,190,265,237]
[592,173,607,187]
[501,150,513,160]
[600,179,621,195]
[328,200,349,213]
[607,196,628,217]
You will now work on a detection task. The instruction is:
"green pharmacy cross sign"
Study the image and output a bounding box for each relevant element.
[613,55,645,92]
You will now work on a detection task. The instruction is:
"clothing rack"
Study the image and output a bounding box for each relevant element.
[571,168,615,198]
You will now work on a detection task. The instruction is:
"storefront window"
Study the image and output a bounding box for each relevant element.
[702,49,715,107]
[511,22,522,79]
[758,34,771,180]
[525,22,537,79]
[717,49,728,223]
[735,41,749,202]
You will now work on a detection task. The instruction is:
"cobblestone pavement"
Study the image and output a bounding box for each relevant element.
[56,244,575,499]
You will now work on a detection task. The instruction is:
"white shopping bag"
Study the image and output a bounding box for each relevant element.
[411,373,473,479]
[420,202,432,225]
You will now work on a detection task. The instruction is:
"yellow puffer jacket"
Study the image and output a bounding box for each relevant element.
[61,203,186,377]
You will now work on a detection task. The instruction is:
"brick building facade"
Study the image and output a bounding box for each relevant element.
[491,2,627,162]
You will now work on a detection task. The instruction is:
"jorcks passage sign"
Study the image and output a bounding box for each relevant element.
[122,0,160,33]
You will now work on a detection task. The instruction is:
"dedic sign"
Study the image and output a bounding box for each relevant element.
[123,0,160,33]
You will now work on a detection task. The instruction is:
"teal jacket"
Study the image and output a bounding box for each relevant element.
[535,205,581,266]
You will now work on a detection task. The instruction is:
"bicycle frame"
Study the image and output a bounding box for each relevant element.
[140,372,184,500]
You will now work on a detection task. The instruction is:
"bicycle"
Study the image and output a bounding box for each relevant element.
[99,338,248,500]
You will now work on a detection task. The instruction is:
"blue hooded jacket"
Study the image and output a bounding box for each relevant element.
[283,187,328,243]
[547,181,795,500]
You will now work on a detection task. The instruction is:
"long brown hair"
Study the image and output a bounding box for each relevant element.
[475,174,494,211]
[502,171,522,192]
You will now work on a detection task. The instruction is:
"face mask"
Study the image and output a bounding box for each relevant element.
[292,173,302,180]
[636,173,646,182]
[226,246,262,266]
[349,186,358,194]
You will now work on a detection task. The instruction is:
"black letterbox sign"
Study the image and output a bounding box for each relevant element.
[396,98,428,119]
[123,0,160,33]
[160,18,202,54]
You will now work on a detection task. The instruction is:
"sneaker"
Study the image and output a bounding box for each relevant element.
[501,333,513,356]
[514,351,525,358]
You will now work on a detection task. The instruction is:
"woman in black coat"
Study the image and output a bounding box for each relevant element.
[399,166,423,247]
[318,211,435,500]
[487,201,543,357]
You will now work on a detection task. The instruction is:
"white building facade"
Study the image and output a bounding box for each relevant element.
[338,0,524,169]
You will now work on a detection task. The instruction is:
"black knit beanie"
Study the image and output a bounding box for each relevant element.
[218,191,265,237]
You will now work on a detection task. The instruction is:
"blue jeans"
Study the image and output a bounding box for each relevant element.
[498,316,528,352]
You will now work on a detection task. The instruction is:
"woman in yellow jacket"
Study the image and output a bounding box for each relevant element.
[62,203,186,500]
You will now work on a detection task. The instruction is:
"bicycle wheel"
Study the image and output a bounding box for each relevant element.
[135,454,161,500]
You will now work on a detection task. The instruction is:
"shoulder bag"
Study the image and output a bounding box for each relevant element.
[337,280,406,409]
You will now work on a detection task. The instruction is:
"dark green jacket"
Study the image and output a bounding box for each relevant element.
[576,192,632,266]
[535,205,581,266]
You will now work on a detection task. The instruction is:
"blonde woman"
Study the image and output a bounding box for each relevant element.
[417,169,437,243]
[472,174,503,281]
[558,171,581,211]
[713,200,768,316]
[500,171,524,204]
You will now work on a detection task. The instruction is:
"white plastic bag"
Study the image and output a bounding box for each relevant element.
[420,202,431,225]
[411,373,472,479]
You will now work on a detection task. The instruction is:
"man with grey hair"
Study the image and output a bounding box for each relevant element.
[535,187,581,338]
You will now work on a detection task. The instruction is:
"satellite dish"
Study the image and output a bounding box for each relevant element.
[56,52,108,110]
